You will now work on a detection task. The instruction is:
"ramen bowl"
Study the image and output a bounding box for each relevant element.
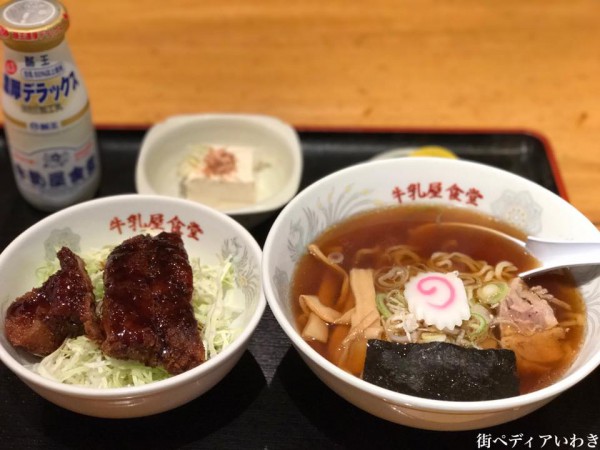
[0,195,265,418]
[262,158,600,431]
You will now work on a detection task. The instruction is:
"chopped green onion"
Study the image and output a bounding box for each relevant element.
[376,293,392,319]
[477,282,509,306]
[466,312,489,341]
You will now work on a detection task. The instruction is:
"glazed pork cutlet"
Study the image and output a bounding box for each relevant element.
[101,232,205,374]
[5,247,102,356]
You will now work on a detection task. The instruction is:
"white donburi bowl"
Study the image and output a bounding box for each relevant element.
[262,158,600,431]
[0,195,265,418]
[135,113,303,227]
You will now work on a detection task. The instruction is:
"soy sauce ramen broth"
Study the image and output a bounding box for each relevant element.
[291,204,585,395]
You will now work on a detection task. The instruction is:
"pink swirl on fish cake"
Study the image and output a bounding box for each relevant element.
[405,271,470,330]
[416,275,456,310]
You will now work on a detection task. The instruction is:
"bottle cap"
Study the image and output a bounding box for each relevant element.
[0,0,69,51]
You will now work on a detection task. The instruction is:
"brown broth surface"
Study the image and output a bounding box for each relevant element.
[291,204,585,396]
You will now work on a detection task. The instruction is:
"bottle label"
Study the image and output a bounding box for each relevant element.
[3,42,85,127]
[11,130,98,198]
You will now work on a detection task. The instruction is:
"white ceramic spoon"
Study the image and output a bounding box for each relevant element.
[519,236,600,278]
[434,222,600,278]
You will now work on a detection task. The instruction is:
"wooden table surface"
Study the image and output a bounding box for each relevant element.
[1,0,599,226]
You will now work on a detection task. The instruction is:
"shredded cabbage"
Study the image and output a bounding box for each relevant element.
[36,335,170,388]
[190,257,246,359]
[29,248,245,388]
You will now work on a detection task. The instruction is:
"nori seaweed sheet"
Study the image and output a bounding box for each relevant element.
[363,340,520,401]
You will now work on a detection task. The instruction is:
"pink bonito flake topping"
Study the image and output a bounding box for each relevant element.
[404,272,470,330]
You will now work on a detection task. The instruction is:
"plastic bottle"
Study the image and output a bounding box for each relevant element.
[0,0,100,211]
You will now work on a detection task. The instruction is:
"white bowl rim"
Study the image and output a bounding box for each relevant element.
[134,113,304,217]
[0,194,266,399]
[262,157,600,414]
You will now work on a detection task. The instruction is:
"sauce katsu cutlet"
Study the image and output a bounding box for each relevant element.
[5,247,102,356]
[101,232,205,374]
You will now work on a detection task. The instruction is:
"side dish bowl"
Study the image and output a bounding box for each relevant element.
[0,194,265,418]
[262,157,600,431]
[135,113,303,227]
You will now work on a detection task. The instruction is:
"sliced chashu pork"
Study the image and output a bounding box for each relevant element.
[498,278,567,372]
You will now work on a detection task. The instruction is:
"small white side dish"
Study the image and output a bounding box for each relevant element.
[262,158,600,431]
[0,195,265,418]
[135,114,303,227]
